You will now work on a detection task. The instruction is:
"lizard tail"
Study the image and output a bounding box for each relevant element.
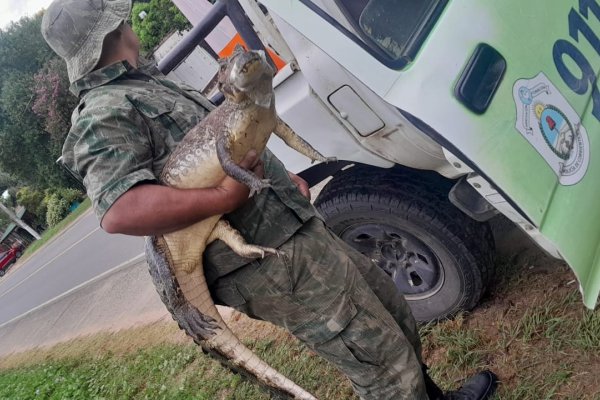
[145,236,316,400]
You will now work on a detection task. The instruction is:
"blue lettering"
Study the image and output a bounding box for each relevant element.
[553,2,600,121]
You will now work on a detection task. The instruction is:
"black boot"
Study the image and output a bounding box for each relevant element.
[444,370,498,400]
[422,366,498,400]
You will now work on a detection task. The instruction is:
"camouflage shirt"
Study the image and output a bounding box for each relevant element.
[64,61,320,280]
[64,61,211,219]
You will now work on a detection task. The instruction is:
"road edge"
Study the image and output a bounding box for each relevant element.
[0,252,145,330]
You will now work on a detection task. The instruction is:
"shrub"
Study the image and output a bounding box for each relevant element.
[45,194,69,227]
[44,188,84,227]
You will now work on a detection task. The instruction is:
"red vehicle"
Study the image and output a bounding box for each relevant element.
[0,244,23,277]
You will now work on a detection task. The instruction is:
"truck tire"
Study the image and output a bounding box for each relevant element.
[314,165,495,322]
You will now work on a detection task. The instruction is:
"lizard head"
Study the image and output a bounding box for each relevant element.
[217,45,275,107]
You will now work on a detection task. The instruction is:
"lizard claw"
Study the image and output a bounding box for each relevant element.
[249,179,271,197]
[236,244,279,259]
[311,156,337,164]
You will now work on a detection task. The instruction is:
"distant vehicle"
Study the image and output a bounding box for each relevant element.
[0,244,23,277]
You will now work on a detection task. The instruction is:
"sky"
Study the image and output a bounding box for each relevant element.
[0,0,53,30]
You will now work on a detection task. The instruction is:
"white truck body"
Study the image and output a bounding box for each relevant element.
[161,0,600,320]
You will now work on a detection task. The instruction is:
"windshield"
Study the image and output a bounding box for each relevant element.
[305,0,447,68]
[358,0,441,60]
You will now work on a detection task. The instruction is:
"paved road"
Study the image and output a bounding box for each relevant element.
[0,210,145,326]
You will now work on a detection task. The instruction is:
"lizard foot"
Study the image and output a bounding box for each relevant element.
[236,244,281,259]
[249,179,272,197]
[311,156,337,164]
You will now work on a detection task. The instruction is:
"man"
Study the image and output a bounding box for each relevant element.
[41,0,498,399]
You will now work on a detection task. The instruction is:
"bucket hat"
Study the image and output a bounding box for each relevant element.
[41,0,132,83]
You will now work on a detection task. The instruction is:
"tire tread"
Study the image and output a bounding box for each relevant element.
[315,166,495,320]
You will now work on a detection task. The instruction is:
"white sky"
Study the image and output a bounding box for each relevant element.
[0,0,53,29]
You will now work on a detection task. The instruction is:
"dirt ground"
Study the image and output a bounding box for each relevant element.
[461,263,600,397]
[418,218,600,398]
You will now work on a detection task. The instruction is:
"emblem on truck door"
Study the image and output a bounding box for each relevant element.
[513,72,589,185]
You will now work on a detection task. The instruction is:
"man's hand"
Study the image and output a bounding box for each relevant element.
[288,171,310,200]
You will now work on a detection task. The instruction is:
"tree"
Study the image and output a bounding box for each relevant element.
[0,70,73,188]
[32,57,79,146]
[0,171,20,194]
[16,187,47,228]
[131,0,192,52]
[0,14,78,190]
[0,14,53,76]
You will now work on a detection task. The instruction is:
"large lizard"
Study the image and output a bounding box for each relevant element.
[145,46,334,399]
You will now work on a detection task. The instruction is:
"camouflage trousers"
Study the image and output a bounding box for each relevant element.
[210,218,428,400]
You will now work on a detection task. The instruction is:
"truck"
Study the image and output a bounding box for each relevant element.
[155,0,600,322]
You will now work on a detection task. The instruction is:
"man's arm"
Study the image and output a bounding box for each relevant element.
[101,151,263,236]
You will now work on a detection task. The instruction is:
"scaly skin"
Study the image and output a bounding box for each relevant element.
[145,47,334,398]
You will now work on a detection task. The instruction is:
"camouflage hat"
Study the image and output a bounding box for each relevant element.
[41,0,132,83]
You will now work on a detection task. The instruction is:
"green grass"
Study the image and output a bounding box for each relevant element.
[0,338,354,400]
[419,254,600,399]
[420,316,486,374]
[567,309,600,351]
[21,198,91,259]
[496,366,573,400]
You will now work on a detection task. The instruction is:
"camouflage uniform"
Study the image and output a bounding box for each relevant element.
[63,61,427,399]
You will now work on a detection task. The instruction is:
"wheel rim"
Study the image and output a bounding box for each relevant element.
[340,222,445,300]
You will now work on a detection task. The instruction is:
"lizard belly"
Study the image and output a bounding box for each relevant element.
[229,107,276,161]
[164,153,226,190]
[162,215,221,275]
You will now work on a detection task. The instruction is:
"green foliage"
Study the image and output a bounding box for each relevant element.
[0,14,52,75]
[32,58,78,142]
[0,339,352,400]
[44,187,84,227]
[16,187,47,227]
[45,194,69,228]
[131,0,192,52]
[0,14,79,189]
[0,203,10,229]
[0,172,20,194]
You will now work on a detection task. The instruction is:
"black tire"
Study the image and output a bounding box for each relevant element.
[314,165,495,322]
[0,269,5,277]
[16,252,22,258]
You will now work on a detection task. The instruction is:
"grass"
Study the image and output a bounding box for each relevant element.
[2,227,600,399]
[420,253,600,400]
[568,309,600,351]
[0,322,355,400]
[21,198,91,259]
